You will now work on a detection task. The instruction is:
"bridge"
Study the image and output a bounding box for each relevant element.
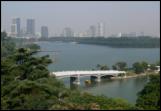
[50,70,126,85]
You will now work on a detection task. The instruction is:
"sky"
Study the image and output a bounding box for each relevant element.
[1,1,160,37]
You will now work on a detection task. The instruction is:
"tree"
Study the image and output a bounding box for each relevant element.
[1,31,7,41]
[156,61,160,66]
[112,65,117,70]
[1,32,16,58]
[113,62,127,70]
[96,64,109,70]
[132,62,144,74]
[141,61,148,71]
[136,75,160,110]
[1,79,63,110]
[149,64,157,71]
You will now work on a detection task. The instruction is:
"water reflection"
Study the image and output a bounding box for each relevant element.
[70,77,118,90]
[68,76,149,104]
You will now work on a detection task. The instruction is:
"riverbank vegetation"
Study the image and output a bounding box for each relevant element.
[40,36,160,48]
[96,61,159,75]
[1,32,160,110]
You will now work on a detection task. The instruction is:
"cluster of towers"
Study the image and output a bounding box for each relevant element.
[11,18,105,38]
[62,22,105,37]
[11,18,48,38]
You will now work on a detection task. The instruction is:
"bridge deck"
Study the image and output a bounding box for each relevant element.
[51,70,126,77]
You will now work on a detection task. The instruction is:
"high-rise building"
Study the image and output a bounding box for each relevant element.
[11,24,17,37]
[11,18,21,37]
[26,19,35,36]
[97,22,105,37]
[20,27,26,37]
[63,27,73,37]
[41,26,48,38]
[89,25,96,37]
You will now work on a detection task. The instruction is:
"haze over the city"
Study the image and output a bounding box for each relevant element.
[1,1,160,37]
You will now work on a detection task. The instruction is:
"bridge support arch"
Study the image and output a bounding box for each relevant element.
[70,75,80,85]
[96,75,101,82]
[90,74,101,82]
[124,73,127,78]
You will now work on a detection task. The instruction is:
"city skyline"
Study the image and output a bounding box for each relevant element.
[9,17,107,38]
[6,17,160,38]
[1,1,160,37]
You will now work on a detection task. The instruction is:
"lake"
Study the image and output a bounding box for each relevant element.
[35,41,160,104]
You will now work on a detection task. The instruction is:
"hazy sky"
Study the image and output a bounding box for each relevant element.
[1,1,160,37]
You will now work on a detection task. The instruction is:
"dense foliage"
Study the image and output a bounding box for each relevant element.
[1,46,56,109]
[132,61,159,74]
[41,36,160,48]
[96,64,109,70]
[24,43,40,52]
[1,32,16,58]
[52,92,137,110]
[132,62,145,74]
[136,75,160,110]
[112,62,127,70]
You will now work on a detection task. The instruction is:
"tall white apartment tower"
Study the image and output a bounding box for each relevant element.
[97,22,105,37]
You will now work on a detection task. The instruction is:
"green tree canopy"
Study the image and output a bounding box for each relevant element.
[96,64,109,70]
[136,75,160,110]
[132,62,144,74]
[112,62,127,70]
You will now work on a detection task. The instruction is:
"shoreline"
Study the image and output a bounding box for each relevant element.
[111,72,159,80]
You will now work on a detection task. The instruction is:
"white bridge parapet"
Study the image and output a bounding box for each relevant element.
[50,70,126,85]
[51,70,126,77]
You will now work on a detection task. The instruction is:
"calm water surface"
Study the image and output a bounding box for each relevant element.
[35,41,160,104]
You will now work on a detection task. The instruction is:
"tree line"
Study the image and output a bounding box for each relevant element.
[96,60,159,74]
[39,36,160,48]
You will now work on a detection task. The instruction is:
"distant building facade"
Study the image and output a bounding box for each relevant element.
[63,27,73,37]
[41,26,48,38]
[11,24,17,37]
[26,19,35,36]
[89,25,96,37]
[97,22,105,37]
[11,18,21,37]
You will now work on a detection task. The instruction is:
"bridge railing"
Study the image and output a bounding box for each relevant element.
[51,70,126,78]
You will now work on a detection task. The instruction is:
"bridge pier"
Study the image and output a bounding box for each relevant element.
[90,75,101,82]
[70,75,80,85]
[96,75,101,82]
[90,76,97,82]
[124,73,127,78]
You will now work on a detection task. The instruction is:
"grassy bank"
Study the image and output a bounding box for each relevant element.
[111,71,159,80]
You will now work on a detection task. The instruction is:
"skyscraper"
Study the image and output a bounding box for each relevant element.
[41,26,48,38]
[11,24,17,37]
[63,27,73,37]
[89,25,96,37]
[97,22,105,37]
[26,19,35,36]
[11,18,21,37]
